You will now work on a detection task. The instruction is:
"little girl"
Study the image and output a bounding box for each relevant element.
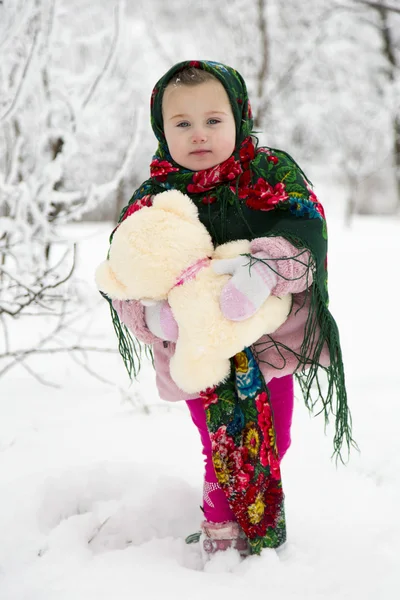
[106,60,353,558]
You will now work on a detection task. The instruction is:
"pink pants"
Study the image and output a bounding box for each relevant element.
[186,375,294,523]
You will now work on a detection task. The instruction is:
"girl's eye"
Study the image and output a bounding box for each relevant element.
[208,119,221,125]
[177,121,190,128]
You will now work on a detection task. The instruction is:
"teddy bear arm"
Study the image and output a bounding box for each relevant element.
[212,239,251,260]
[95,260,130,300]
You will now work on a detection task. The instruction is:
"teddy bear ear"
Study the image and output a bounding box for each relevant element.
[152,190,199,222]
[95,260,130,300]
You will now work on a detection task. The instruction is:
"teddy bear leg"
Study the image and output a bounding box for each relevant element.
[170,348,231,395]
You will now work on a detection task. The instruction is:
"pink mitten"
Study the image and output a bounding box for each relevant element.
[212,253,278,321]
[143,300,179,342]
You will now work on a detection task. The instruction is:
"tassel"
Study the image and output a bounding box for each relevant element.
[296,283,358,463]
[250,249,356,463]
[104,295,153,379]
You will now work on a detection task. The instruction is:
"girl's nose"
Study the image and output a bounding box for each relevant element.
[192,130,207,143]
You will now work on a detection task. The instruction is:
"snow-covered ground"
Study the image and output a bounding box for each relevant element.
[1,210,399,599]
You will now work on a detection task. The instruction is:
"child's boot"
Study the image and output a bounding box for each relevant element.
[200,520,250,559]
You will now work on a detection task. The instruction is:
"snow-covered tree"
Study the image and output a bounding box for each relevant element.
[0,0,144,382]
[0,0,143,321]
[349,0,400,215]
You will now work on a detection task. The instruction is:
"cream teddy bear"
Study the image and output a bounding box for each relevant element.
[95,190,291,394]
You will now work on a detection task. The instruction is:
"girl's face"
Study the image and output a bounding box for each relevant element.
[162,80,236,171]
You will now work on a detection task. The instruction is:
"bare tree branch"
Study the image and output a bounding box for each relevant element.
[4,120,23,185]
[0,268,53,313]
[353,0,400,210]
[0,244,76,316]
[88,517,112,545]
[258,5,337,115]
[140,4,175,68]
[48,89,77,132]
[0,314,10,353]
[0,15,41,124]
[42,0,56,52]
[39,244,75,283]
[3,122,13,181]
[375,3,398,76]
[0,345,119,380]
[48,107,143,224]
[68,350,116,385]
[353,0,400,15]
[0,0,35,53]
[254,0,269,129]
[81,0,122,109]
[19,359,60,388]
[0,297,124,379]
[0,346,119,360]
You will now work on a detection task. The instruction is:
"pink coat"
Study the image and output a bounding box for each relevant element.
[113,236,330,402]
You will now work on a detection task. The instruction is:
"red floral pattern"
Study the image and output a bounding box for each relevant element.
[122,195,153,220]
[187,156,242,193]
[210,426,254,494]
[150,158,179,182]
[305,179,325,218]
[230,473,283,538]
[256,392,281,479]
[204,348,286,553]
[150,88,158,109]
[244,179,289,211]
[199,387,219,410]
[239,136,255,169]
[233,168,251,194]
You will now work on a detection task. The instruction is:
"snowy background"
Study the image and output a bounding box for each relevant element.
[1,1,400,599]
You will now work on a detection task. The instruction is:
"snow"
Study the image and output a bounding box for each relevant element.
[1,208,399,599]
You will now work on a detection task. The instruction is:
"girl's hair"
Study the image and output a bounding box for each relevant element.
[166,67,218,88]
